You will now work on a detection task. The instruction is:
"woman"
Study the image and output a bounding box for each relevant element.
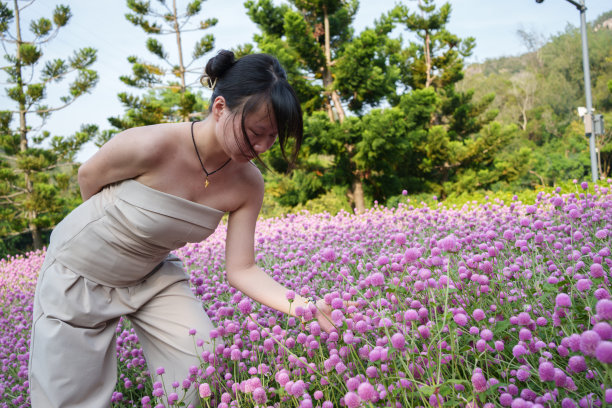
[29,50,335,407]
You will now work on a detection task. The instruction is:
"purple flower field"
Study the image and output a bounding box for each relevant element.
[1,182,612,408]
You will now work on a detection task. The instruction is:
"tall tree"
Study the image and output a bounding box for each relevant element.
[108,0,216,134]
[391,0,507,197]
[0,1,98,249]
[245,0,399,212]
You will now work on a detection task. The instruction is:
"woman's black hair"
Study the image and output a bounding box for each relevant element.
[202,50,303,165]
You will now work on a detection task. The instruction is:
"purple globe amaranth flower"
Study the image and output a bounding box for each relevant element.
[568,355,587,372]
[391,333,405,349]
[595,288,610,300]
[596,299,612,320]
[512,344,527,358]
[437,234,459,252]
[481,329,493,341]
[606,389,612,404]
[471,372,488,392]
[595,229,608,239]
[517,312,531,325]
[344,391,361,408]
[562,397,577,408]
[429,394,444,407]
[593,322,612,340]
[590,263,604,278]
[576,279,591,292]
[580,330,601,356]
[556,293,572,307]
[320,247,336,262]
[519,328,532,341]
[357,382,375,402]
[554,368,566,387]
[473,309,486,321]
[369,272,385,286]
[516,368,530,381]
[453,313,468,327]
[403,248,421,263]
[237,298,253,314]
[538,361,555,381]
[500,393,513,407]
[595,341,612,364]
[199,383,211,398]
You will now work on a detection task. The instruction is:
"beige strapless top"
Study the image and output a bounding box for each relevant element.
[47,180,225,287]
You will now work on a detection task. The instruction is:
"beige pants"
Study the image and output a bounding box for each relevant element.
[29,255,215,408]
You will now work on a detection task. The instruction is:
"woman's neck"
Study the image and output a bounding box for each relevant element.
[193,117,231,169]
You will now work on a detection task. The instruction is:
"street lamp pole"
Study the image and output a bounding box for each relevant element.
[536,0,599,182]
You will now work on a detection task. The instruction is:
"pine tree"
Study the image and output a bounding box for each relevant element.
[107,0,216,135]
[245,0,399,212]
[391,0,507,197]
[0,1,98,249]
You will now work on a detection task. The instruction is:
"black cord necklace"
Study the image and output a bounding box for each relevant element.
[191,121,231,188]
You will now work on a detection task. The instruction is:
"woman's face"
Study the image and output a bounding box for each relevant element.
[216,101,278,162]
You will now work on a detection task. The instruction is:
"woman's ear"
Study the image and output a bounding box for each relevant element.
[212,96,226,120]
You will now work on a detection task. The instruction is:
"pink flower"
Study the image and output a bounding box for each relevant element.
[437,234,458,252]
[580,330,601,356]
[453,313,468,327]
[321,248,337,262]
[596,299,612,320]
[556,293,572,307]
[199,383,211,398]
[253,387,267,404]
[590,263,604,278]
[391,333,405,349]
[238,298,253,314]
[344,391,361,408]
[357,382,375,401]
[538,362,555,381]
[473,309,486,321]
[568,356,586,372]
[595,341,612,364]
[471,372,488,392]
[404,248,421,263]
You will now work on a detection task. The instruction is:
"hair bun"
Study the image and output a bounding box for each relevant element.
[205,50,236,83]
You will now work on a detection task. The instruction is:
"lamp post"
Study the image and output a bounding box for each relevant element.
[535,0,599,183]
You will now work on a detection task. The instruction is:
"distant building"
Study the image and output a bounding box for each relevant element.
[595,18,612,31]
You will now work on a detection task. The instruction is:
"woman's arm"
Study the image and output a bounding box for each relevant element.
[224,174,336,332]
[77,125,170,201]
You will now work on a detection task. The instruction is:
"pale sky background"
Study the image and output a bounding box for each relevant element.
[2,0,611,161]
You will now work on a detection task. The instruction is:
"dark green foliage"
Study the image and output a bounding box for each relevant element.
[111,0,217,129]
[459,13,612,185]
[0,1,98,250]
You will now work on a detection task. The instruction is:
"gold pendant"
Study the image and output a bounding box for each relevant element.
[205,178,210,188]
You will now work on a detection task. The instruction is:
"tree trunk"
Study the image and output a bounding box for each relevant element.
[172,0,189,122]
[424,31,433,88]
[352,178,365,214]
[14,1,42,248]
[14,0,27,152]
[322,5,345,123]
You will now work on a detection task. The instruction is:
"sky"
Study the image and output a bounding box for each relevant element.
[2,0,611,161]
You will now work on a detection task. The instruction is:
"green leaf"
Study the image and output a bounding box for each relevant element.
[30,17,52,37]
[146,38,166,59]
[19,43,42,65]
[186,0,202,16]
[193,34,214,59]
[0,2,14,33]
[53,5,71,27]
[41,59,68,82]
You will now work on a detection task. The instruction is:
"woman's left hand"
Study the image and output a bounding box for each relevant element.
[312,298,360,334]
[313,298,336,333]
